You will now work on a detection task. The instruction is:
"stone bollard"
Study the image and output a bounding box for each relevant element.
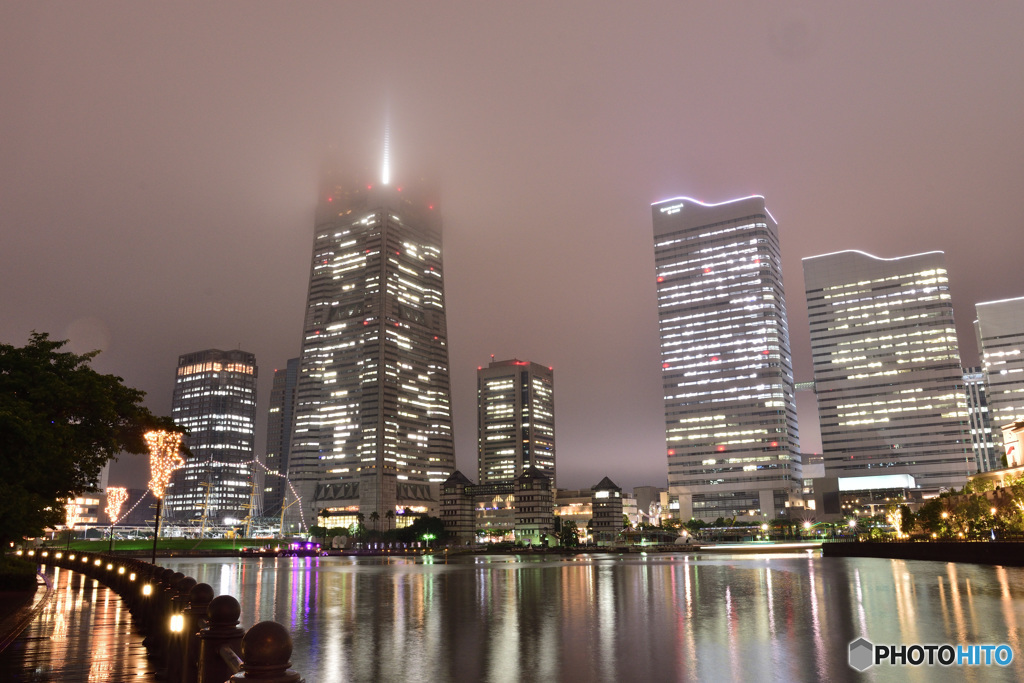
[229,621,304,683]
[182,583,215,683]
[166,576,197,682]
[198,595,245,683]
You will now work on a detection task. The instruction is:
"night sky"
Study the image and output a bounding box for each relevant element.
[3,3,1023,494]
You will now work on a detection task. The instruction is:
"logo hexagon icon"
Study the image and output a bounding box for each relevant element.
[849,637,874,672]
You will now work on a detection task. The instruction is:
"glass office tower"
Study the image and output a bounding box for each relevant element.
[653,195,801,522]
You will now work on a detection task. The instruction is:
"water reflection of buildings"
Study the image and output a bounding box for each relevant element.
[155,555,1024,682]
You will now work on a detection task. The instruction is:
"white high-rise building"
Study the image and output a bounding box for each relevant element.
[287,177,454,528]
[976,296,1024,463]
[477,359,555,485]
[166,349,258,524]
[653,195,801,522]
[803,250,973,490]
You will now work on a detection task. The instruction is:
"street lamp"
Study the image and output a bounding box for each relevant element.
[145,430,184,564]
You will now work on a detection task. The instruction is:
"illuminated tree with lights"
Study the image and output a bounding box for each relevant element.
[105,486,128,551]
[0,332,180,549]
[64,497,83,549]
[145,429,184,560]
[105,487,128,526]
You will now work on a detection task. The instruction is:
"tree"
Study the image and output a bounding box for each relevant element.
[385,509,395,530]
[369,510,380,531]
[559,520,580,548]
[0,333,179,547]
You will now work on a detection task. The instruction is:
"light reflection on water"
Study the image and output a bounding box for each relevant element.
[163,553,1024,682]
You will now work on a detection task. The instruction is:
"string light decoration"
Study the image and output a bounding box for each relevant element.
[145,430,184,499]
[65,498,83,529]
[105,487,129,525]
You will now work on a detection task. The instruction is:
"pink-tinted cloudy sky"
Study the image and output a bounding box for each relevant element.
[3,2,1023,492]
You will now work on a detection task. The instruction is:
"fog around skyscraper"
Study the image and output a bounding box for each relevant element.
[3,4,1024,492]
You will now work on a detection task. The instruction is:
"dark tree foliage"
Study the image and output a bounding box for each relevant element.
[0,333,179,545]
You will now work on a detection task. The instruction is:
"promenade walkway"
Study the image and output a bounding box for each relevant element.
[0,564,156,681]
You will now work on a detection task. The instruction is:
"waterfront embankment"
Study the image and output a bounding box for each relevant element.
[823,540,1024,566]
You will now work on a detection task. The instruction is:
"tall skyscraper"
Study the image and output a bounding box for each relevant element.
[803,250,973,490]
[262,357,299,516]
[976,296,1024,462]
[287,177,454,527]
[963,366,997,472]
[653,195,801,522]
[165,349,258,524]
[477,358,555,485]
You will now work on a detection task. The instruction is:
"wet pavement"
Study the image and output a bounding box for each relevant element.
[0,565,156,681]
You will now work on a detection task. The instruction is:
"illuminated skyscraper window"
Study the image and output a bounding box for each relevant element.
[803,250,973,490]
[287,180,454,525]
[653,196,801,522]
[976,296,1024,465]
[166,349,257,524]
[477,359,555,486]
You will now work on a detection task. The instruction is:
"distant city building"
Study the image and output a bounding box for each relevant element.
[653,195,801,522]
[288,179,454,529]
[964,366,997,472]
[513,467,555,545]
[263,357,299,517]
[477,359,555,486]
[439,468,554,545]
[165,349,258,524]
[591,477,623,544]
[976,296,1024,463]
[803,250,973,490]
[553,488,594,540]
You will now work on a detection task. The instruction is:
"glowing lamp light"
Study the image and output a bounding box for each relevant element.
[118,567,126,575]
[106,563,113,570]
[717,445,726,452]
[667,449,675,456]
[170,613,185,633]
[105,487,129,525]
[770,441,778,447]
[657,276,665,283]
[145,430,185,500]
[803,521,812,530]
[142,584,153,596]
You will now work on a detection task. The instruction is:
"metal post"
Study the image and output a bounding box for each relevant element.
[152,497,163,564]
